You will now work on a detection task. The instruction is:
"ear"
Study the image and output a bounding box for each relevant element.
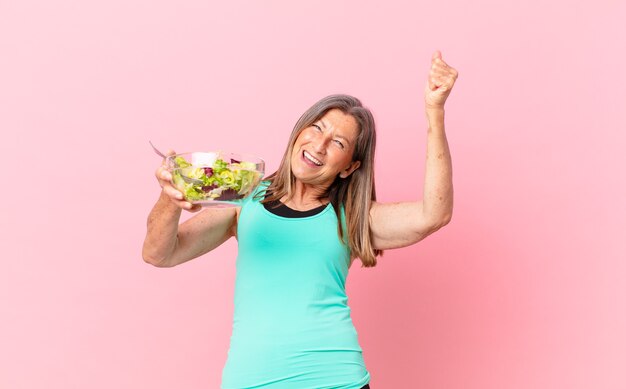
[339,160,361,179]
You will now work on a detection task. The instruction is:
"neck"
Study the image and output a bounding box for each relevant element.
[283,180,329,210]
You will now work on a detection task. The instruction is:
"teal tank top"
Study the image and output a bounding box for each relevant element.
[221,181,370,388]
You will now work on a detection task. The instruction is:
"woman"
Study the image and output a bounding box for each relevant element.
[143,51,458,389]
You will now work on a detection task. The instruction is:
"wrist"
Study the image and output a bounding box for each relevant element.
[424,106,445,133]
[425,107,445,124]
[425,105,445,113]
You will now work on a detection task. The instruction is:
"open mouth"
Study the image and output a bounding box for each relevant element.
[302,150,323,166]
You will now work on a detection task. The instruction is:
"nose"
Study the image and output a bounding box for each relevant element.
[312,133,329,155]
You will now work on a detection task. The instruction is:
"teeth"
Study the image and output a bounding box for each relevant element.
[303,151,323,166]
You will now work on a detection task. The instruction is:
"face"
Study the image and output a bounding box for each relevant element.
[290,108,361,187]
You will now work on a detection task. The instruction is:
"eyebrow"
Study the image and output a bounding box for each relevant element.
[319,120,351,146]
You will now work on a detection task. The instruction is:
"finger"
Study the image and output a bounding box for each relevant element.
[430,66,458,82]
[165,197,195,211]
[155,167,172,186]
[160,149,177,164]
[449,67,459,79]
[430,73,456,91]
[431,60,451,74]
[430,66,449,78]
[435,61,458,80]
[427,76,438,91]
[428,69,447,85]
[434,62,457,75]
[432,51,451,68]
[438,71,456,83]
[155,168,164,187]
[188,204,203,213]
[180,201,200,211]
[163,185,184,200]
[159,168,172,182]
[432,73,455,87]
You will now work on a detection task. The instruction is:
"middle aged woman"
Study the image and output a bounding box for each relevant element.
[142,50,458,389]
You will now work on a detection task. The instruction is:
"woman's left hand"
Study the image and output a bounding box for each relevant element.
[424,51,459,110]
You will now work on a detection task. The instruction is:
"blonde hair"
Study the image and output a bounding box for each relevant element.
[259,94,382,267]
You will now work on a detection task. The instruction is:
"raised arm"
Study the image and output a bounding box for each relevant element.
[142,151,237,267]
[370,51,458,250]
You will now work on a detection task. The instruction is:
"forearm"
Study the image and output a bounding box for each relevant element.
[422,107,453,226]
[142,191,183,266]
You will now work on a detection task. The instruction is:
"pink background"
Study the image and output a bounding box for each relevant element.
[1,0,624,388]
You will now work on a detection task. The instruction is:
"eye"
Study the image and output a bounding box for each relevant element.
[312,124,322,131]
[334,139,345,149]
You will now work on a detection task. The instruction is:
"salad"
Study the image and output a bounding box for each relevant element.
[171,155,262,202]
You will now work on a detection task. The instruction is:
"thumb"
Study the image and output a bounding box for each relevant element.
[426,78,437,92]
[163,149,177,165]
[432,50,442,61]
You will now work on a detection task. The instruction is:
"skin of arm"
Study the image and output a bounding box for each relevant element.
[369,108,453,250]
[142,192,183,266]
[369,51,457,250]
[422,107,453,227]
[142,191,238,268]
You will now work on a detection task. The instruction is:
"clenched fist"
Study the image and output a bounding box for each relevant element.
[424,51,459,110]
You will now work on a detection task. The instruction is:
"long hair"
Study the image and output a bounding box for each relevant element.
[259,94,382,267]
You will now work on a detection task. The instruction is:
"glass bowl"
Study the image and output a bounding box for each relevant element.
[166,151,265,207]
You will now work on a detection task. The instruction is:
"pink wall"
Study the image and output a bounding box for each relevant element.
[1,0,624,388]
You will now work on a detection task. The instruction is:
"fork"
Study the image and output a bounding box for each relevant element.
[149,141,204,185]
